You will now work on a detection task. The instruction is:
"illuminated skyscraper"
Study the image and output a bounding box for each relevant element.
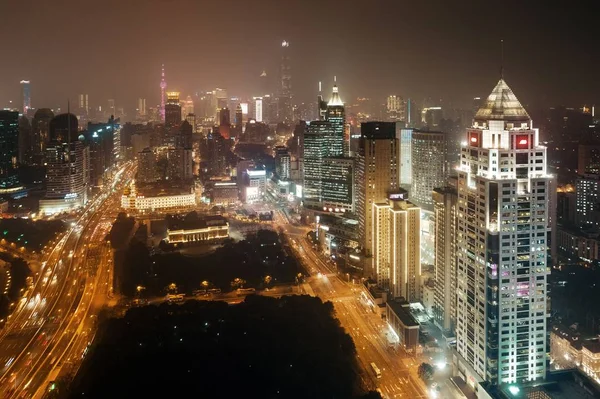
[386,95,405,122]
[32,108,54,164]
[278,40,292,123]
[253,97,263,122]
[20,80,31,115]
[40,113,89,214]
[455,79,550,387]
[302,121,331,206]
[79,94,89,117]
[160,64,167,122]
[181,95,194,120]
[165,92,182,128]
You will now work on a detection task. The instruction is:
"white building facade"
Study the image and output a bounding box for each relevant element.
[455,79,550,388]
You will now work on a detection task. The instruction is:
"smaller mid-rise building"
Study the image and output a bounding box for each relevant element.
[385,299,420,354]
[243,169,266,203]
[121,182,196,212]
[165,214,229,244]
[211,181,239,206]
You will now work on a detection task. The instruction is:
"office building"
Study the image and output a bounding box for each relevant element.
[372,194,421,300]
[185,113,197,133]
[278,40,293,123]
[454,79,551,388]
[242,169,266,203]
[432,181,458,332]
[0,111,20,190]
[253,97,263,122]
[411,130,447,210]
[167,147,193,182]
[321,157,354,213]
[302,121,331,206]
[20,80,31,116]
[355,122,400,256]
[165,92,182,128]
[40,114,89,214]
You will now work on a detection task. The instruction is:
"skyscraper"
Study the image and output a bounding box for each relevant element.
[325,82,345,156]
[386,95,405,122]
[355,122,400,257]
[165,92,182,128]
[32,108,54,164]
[278,40,292,123]
[410,130,447,210]
[372,194,420,300]
[455,79,550,387]
[20,80,31,115]
[0,111,20,189]
[302,121,331,207]
[396,125,412,190]
[432,180,458,332]
[137,98,147,117]
[160,64,167,122]
[40,113,89,214]
[79,94,89,117]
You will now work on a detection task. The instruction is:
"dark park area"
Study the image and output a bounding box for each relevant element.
[69,295,381,399]
[114,229,304,298]
[0,218,65,252]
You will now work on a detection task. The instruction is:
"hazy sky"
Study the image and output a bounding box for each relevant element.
[1,0,598,113]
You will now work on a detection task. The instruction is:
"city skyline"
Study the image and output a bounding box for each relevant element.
[1,1,598,113]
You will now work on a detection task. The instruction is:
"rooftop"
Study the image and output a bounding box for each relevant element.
[387,300,419,328]
[474,79,531,122]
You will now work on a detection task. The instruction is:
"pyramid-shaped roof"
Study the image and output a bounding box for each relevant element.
[328,84,343,107]
[475,79,530,122]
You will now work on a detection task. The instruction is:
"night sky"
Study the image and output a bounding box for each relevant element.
[1,0,597,112]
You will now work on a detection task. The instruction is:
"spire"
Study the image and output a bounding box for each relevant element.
[260,70,267,77]
[327,82,343,107]
[474,79,530,122]
[500,39,504,79]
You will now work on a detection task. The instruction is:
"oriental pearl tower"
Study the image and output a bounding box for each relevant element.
[160,64,167,122]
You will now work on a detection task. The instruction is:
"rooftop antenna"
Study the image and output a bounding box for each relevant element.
[319,81,322,93]
[500,39,504,79]
[334,75,337,83]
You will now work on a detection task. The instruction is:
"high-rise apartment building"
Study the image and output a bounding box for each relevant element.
[20,80,31,116]
[575,174,600,228]
[160,64,167,122]
[165,92,182,128]
[411,130,447,210]
[397,125,412,190]
[79,94,89,117]
[372,194,421,300]
[0,111,20,189]
[355,122,400,257]
[387,95,406,122]
[455,79,550,387]
[432,180,458,332]
[137,98,147,117]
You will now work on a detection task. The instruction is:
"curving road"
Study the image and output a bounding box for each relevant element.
[0,162,135,399]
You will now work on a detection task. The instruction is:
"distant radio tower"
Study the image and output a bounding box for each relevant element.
[160,64,167,122]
